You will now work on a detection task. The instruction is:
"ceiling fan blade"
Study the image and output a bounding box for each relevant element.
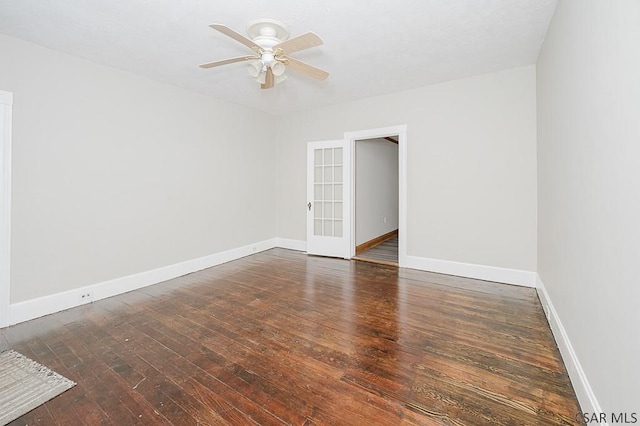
[284,57,329,80]
[199,55,259,69]
[261,67,274,89]
[274,32,323,55]
[209,23,262,52]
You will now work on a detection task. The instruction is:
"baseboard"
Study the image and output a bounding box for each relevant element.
[536,275,603,418]
[355,229,398,255]
[403,255,536,287]
[273,238,306,252]
[8,238,278,326]
[5,240,534,326]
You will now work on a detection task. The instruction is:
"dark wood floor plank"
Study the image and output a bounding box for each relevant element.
[135,306,315,424]
[0,248,581,425]
[21,335,111,426]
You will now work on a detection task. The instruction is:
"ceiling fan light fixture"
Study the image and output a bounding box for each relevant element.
[255,72,267,85]
[247,60,263,78]
[271,61,286,77]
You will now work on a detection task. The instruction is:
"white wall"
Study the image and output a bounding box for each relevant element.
[0,33,538,319]
[355,138,398,246]
[537,0,640,413]
[276,65,538,272]
[0,34,276,303]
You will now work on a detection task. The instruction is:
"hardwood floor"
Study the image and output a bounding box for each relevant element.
[353,236,399,266]
[0,248,581,425]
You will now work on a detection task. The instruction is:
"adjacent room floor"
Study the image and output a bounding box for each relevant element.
[353,236,399,266]
[0,248,580,425]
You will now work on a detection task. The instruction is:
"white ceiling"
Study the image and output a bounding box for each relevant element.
[0,0,557,115]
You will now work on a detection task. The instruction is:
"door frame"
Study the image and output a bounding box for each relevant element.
[344,125,407,267]
[0,90,13,328]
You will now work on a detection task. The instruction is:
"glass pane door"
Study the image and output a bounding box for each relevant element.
[307,139,349,259]
[313,147,343,237]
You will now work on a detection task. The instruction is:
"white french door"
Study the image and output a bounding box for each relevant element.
[306,140,350,258]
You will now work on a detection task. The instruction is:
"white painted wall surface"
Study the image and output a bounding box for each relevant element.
[0,35,276,303]
[276,66,538,272]
[537,0,640,413]
[355,138,398,246]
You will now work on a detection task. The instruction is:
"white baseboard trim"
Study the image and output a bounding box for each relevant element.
[536,275,602,417]
[403,255,536,287]
[273,238,306,252]
[5,240,535,326]
[9,238,278,326]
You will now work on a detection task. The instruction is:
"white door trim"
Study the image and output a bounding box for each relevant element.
[344,125,407,266]
[0,91,13,328]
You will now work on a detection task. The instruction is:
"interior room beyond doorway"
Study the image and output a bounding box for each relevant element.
[352,136,399,266]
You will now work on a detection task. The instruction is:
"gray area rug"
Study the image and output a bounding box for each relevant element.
[0,350,75,425]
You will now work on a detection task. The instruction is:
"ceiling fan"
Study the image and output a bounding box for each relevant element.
[199,19,329,89]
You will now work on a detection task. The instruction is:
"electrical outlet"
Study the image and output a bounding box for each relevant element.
[383,216,387,223]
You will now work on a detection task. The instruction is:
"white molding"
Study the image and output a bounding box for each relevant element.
[274,238,306,252]
[344,125,407,265]
[348,136,356,259]
[536,275,603,418]
[0,91,13,105]
[404,255,536,287]
[397,127,407,268]
[7,237,318,326]
[0,90,12,328]
[9,238,278,326]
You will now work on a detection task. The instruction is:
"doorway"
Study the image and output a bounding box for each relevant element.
[345,125,407,267]
[305,125,407,264]
[352,136,399,266]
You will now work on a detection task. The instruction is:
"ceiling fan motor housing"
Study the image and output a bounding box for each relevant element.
[247,19,290,50]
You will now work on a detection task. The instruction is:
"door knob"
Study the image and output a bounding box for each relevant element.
[307,202,312,211]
